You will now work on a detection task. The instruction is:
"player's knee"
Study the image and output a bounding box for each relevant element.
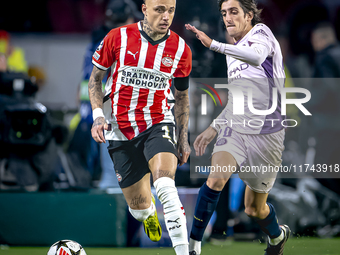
[206,178,227,191]
[152,169,176,182]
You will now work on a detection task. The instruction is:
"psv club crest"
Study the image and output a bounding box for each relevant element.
[162,57,173,67]
[116,173,122,182]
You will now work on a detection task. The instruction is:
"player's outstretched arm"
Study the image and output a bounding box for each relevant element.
[186,24,269,66]
[193,126,217,157]
[88,66,109,143]
[185,24,212,48]
[174,88,191,166]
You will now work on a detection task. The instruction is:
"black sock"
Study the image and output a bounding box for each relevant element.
[255,203,281,239]
[190,182,221,241]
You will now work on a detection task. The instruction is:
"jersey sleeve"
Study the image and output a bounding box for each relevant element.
[248,24,274,56]
[173,43,192,78]
[92,29,117,70]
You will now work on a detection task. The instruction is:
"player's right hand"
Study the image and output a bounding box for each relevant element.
[193,126,218,156]
[185,24,213,48]
[91,117,110,143]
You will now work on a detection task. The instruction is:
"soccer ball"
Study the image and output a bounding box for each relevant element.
[47,240,87,255]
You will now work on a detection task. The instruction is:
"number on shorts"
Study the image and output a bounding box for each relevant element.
[162,125,171,139]
[162,126,177,144]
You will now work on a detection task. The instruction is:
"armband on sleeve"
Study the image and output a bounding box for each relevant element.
[173,76,189,91]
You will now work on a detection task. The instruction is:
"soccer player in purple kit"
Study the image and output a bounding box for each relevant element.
[185,0,290,254]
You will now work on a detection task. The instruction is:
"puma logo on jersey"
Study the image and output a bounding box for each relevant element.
[127,50,138,60]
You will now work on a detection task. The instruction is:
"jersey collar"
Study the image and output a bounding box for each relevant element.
[138,21,170,46]
[234,24,257,45]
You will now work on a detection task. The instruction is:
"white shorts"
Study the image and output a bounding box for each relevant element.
[212,126,285,193]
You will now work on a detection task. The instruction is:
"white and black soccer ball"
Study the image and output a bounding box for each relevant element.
[47,240,87,255]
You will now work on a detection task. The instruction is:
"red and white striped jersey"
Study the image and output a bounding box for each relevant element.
[92,21,192,141]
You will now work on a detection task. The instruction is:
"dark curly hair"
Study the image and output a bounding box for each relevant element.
[218,0,262,26]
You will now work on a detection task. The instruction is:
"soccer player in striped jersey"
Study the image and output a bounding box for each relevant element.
[186,0,290,254]
[88,0,191,254]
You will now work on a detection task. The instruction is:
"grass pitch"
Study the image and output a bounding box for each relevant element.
[0,237,339,255]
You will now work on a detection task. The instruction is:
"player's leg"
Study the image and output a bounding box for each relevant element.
[244,187,290,255]
[190,127,246,255]
[189,151,237,255]
[107,139,160,241]
[143,123,189,254]
[120,173,162,242]
[149,152,188,255]
[241,129,290,255]
[121,172,152,209]
[122,173,158,223]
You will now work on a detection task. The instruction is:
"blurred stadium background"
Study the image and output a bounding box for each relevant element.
[1,0,340,254]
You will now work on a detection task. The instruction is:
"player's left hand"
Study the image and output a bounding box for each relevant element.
[185,23,212,48]
[177,139,191,166]
[193,126,217,156]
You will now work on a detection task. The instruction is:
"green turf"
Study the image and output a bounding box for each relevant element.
[0,237,339,255]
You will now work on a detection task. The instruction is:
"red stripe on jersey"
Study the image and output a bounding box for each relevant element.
[135,88,149,134]
[159,33,179,73]
[173,43,192,78]
[144,44,158,69]
[116,85,135,140]
[150,90,165,125]
[124,28,141,67]
[97,23,192,140]
[166,88,171,110]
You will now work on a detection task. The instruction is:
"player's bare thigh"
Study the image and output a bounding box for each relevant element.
[148,152,178,181]
[206,151,238,191]
[121,173,152,210]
